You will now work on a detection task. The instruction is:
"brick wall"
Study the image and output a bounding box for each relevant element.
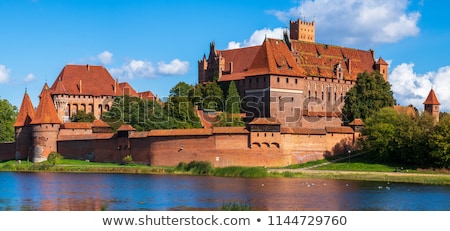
[0,142,15,161]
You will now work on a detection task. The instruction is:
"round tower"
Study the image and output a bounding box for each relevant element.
[13,91,35,160]
[30,85,62,162]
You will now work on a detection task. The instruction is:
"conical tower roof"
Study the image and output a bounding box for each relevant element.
[423,89,440,105]
[30,85,62,125]
[14,91,35,127]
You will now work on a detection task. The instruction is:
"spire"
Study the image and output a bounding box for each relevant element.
[31,84,62,125]
[423,89,440,105]
[14,91,35,127]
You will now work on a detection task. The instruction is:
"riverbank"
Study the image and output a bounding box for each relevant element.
[1,159,449,185]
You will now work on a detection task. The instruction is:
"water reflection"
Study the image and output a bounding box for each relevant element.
[0,172,449,211]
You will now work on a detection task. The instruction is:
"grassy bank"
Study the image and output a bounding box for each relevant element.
[1,157,449,185]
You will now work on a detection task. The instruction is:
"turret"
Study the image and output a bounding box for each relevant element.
[13,90,35,160]
[30,85,62,162]
[375,57,389,81]
[423,89,440,124]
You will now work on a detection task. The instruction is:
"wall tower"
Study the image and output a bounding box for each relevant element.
[13,90,35,160]
[30,85,62,162]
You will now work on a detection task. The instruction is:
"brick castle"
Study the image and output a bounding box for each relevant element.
[0,19,440,167]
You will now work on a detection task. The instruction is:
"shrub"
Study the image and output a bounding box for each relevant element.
[47,152,63,165]
[122,155,133,165]
[175,161,214,175]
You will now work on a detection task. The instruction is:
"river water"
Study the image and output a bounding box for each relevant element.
[0,172,449,211]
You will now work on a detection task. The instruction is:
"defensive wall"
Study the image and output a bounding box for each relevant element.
[0,125,357,167]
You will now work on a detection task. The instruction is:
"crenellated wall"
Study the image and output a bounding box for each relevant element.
[1,127,357,167]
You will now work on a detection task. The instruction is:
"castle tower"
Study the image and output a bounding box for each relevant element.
[289,18,315,42]
[375,57,389,81]
[30,85,62,162]
[423,88,440,123]
[13,90,35,160]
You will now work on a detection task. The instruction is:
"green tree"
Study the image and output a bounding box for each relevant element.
[70,110,95,122]
[361,107,399,162]
[428,114,450,168]
[200,81,223,111]
[342,71,395,124]
[0,98,18,142]
[225,81,240,114]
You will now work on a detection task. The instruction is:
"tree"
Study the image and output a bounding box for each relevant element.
[428,114,450,168]
[200,81,223,111]
[0,98,18,142]
[225,81,240,114]
[70,110,95,122]
[342,71,395,124]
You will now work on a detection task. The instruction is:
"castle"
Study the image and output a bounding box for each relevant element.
[0,19,440,166]
[198,19,388,128]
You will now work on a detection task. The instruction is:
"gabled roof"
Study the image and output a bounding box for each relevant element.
[423,89,440,105]
[246,38,304,77]
[31,86,62,125]
[49,64,122,96]
[14,92,35,127]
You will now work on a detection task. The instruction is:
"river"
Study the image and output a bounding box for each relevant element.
[0,172,449,211]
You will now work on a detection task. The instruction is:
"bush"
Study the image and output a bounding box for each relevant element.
[122,155,133,165]
[175,161,214,175]
[47,152,63,165]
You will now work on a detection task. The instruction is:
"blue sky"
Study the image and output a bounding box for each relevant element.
[1,0,450,112]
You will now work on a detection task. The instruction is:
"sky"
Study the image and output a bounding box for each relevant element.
[1,0,450,113]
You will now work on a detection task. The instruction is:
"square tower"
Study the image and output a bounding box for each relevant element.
[290,19,315,43]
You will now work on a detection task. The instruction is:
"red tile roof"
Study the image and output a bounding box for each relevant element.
[246,39,304,77]
[14,92,35,127]
[291,41,376,81]
[62,122,92,129]
[348,119,364,126]
[30,87,62,125]
[117,124,136,131]
[92,119,110,127]
[58,133,115,141]
[423,89,440,105]
[119,82,138,96]
[325,126,354,134]
[212,127,249,134]
[249,117,281,125]
[49,64,122,96]
[148,128,212,137]
[218,45,261,81]
[281,127,327,135]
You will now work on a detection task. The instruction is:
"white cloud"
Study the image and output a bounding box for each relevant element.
[97,51,113,65]
[267,0,420,46]
[23,73,37,82]
[157,59,189,75]
[110,58,189,79]
[0,65,10,83]
[228,27,285,49]
[390,63,450,111]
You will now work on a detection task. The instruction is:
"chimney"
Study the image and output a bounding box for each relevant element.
[114,78,117,93]
[347,58,352,74]
[87,64,90,71]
